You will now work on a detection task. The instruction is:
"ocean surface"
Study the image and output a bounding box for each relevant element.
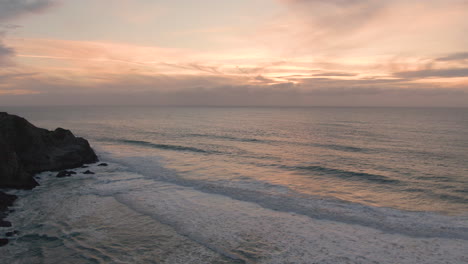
[1,106,467,263]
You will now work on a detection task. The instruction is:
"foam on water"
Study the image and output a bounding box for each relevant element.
[98,145,468,239]
[2,158,467,263]
[0,167,239,264]
[2,106,468,263]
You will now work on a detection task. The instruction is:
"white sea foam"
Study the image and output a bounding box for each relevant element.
[98,146,468,240]
[2,156,467,263]
[2,106,468,263]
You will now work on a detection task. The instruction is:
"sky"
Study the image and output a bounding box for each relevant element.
[1,0,468,107]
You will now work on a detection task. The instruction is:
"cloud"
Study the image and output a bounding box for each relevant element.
[0,24,22,29]
[253,75,275,84]
[1,79,467,107]
[0,0,57,22]
[0,33,14,66]
[436,52,468,62]
[0,71,36,80]
[0,0,57,65]
[312,72,357,77]
[1,65,467,107]
[268,0,468,58]
[1,1,467,107]
[3,35,468,107]
[395,68,468,78]
[281,0,386,35]
[298,77,408,88]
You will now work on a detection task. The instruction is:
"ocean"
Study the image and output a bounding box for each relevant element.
[1,106,467,263]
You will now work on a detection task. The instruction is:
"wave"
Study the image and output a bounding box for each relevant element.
[435,193,468,204]
[189,133,264,143]
[312,143,368,153]
[92,154,468,241]
[189,133,370,153]
[283,165,401,184]
[416,176,452,182]
[104,137,396,185]
[108,139,215,154]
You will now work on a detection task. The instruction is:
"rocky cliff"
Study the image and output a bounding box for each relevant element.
[0,112,98,189]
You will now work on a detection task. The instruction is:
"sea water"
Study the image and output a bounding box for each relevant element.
[1,106,467,263]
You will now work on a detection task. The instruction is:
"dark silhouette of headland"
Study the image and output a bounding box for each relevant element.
[0,112,98,246]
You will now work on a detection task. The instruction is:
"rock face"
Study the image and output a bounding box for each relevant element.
[0,191,17,228]
[0,112,98,189]
[0,192,16,212]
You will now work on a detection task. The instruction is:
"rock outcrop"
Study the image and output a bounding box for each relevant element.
[0,191,17,228]
[56,170,77,178]
[0,112,98,189]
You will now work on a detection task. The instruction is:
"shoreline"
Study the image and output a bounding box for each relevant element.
[3,160,466,263]
[2,157,467,263]
[0,163,103,247]
[0,191,16,226]
[0,112,99,247]
[0,191,18,246]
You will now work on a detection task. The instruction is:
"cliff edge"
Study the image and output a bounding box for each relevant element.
[0,112,98,189]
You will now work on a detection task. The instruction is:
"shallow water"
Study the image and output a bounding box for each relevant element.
[1,106,467,263]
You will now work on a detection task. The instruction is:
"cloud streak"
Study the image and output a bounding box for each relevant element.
[1,60,467,107]
[436,52,468,62]
[1,78,467,107]
[270,0,468,58]
[0,35,14,65]
[395,68,468,79]
[1,36,467,107]
[0,0,57,22]
[0,0,57,66]
[1,1,467,107]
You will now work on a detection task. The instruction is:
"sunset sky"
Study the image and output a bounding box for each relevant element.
[1,0,468,106]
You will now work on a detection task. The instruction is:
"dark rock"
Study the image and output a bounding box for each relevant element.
[0,192,17,212]
[0,112,98,189]
[83,170,95,175]
[0,191,17,228]
[81,165,89,168]
[0,238,8,247]
[98,163,108,167]
[0,220,12,227]
[5,230,19,237]
[56,170,77,178]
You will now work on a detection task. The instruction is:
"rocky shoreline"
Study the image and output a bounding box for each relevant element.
[0,112,98,246]
[0,191,17,246]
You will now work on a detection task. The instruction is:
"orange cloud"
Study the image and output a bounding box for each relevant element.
[0,89,40,95]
